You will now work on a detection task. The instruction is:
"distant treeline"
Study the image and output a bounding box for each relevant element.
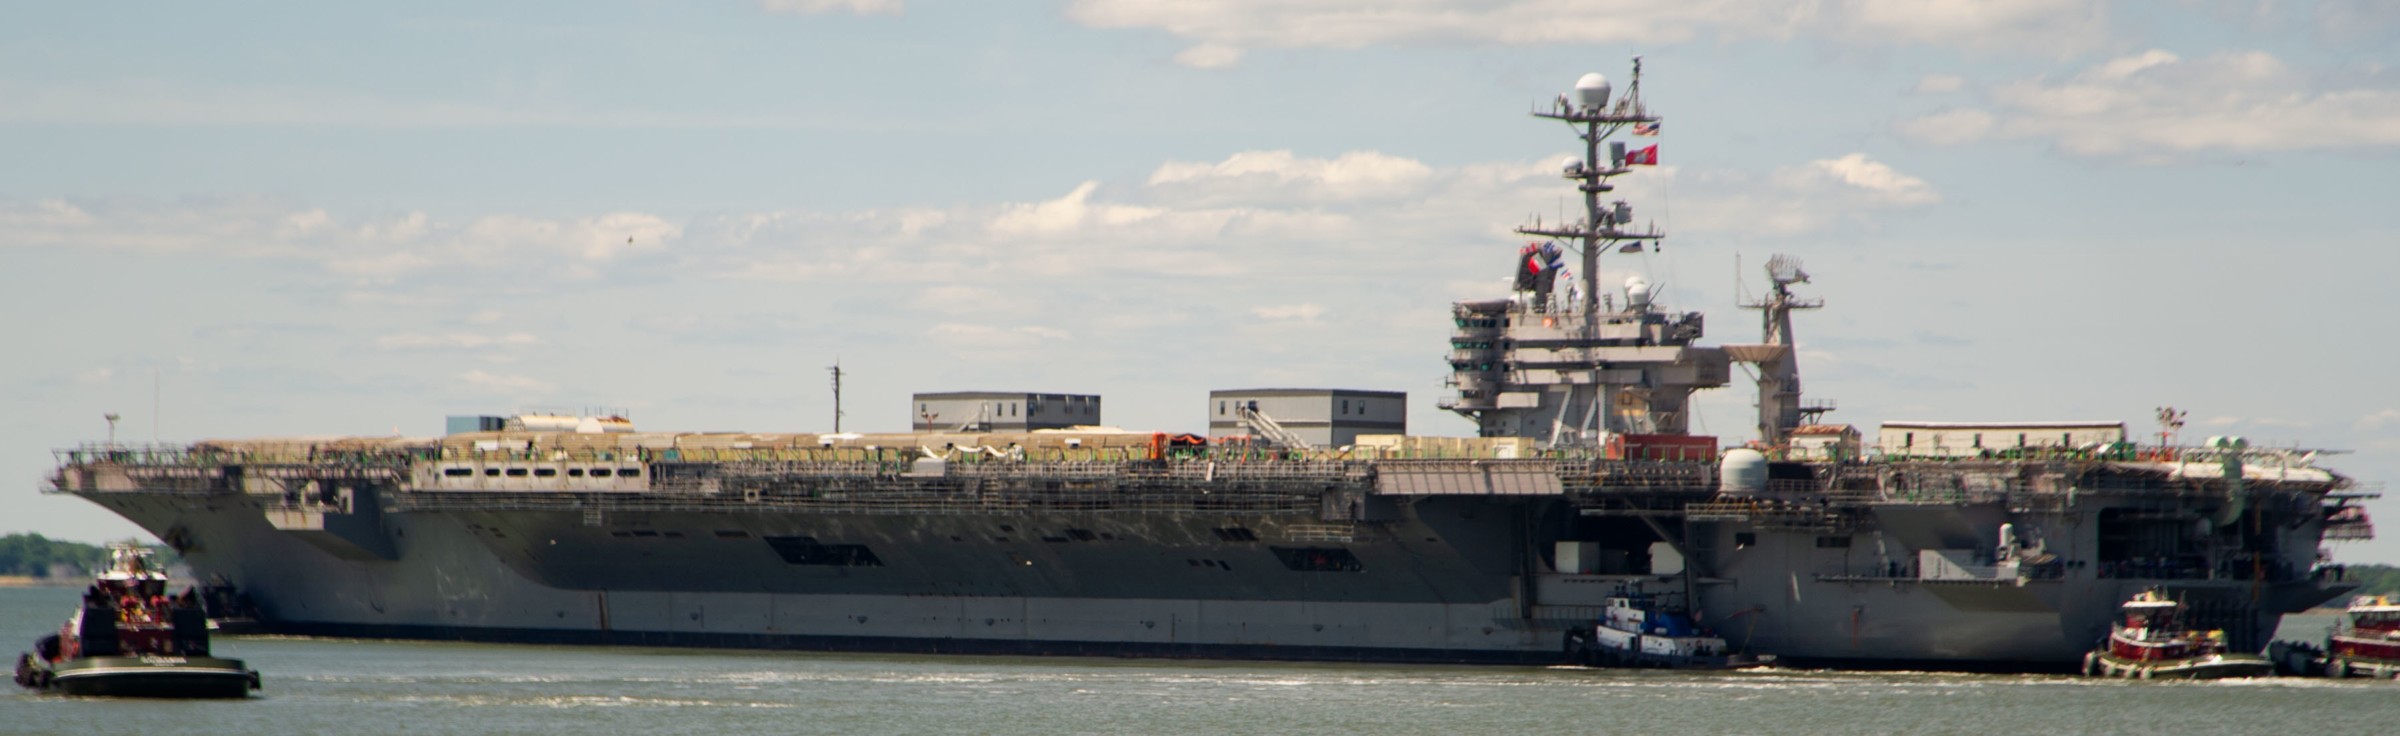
[0,534,180,578]
[2340,563,2400,599]
[0,533,111,577]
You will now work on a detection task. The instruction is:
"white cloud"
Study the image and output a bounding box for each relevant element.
[1912,74,1968,95]
[1068,0,1793,49]
[339,290,453,308]
[2361,409,2400,431]
[0,198,682,280]
[759,0,903,15]
[2199,415,2312,430]
[1893,108,1996,146]
[1251,303,1326,322]
[1,147,1928,372]
[1797,154,1940,205]
[1173,43,1245,69]
[2089,48,2180,80]
[2313,0,2400,45]
[988,182,1146,237]
[978,178,1352,265]
[1897,50,2400,157]
[1064,0,2102,55]
[0,199,98,229]
[0,79,864,130]
[1832,0,2108,56]
[928,323,1074,346]
[1147,150,1434,205]
[1652,154,1941,238]
[374,333,543,351]
[458,370,555,394]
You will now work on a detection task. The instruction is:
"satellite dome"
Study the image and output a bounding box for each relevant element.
[1624,276,1652,308]
[1719,449,1768,495]
[1573,73,1612,109]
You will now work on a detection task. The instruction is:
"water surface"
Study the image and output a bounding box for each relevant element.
[1,587,2388,735]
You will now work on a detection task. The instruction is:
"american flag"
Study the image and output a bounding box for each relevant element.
[1632,121,1660,136]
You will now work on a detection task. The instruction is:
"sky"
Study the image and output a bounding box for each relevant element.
[3,1,2397,562]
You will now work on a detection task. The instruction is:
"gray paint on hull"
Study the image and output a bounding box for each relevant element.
[88,487,2337,668]
[456,502,1522,603]
[98,496,1565,659]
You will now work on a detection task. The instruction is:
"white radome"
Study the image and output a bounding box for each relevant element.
[1574,73,1611,109]
[1720,449,1769,494]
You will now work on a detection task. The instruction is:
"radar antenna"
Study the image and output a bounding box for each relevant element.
[1517,57,1664,320]
[2155,406,2187,448]
[1741,254,1824,448]
[1766,254,1809,288]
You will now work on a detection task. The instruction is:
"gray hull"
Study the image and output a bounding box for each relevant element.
[78,475,2348,670]
[95,493,1572,663]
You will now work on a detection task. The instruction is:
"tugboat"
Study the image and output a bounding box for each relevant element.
[2325,594,2400,678]
[13,545,259,698]
[2083,588,2270,679]
[1564,589,1771,669]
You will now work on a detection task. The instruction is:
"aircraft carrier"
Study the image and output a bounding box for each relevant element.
[43,61,2378,670]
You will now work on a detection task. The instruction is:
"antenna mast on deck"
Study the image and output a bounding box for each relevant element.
[1517,57,1664,320]
[1741,255,1823,448]
[829,361,845,433]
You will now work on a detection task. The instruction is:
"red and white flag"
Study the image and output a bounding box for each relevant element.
[1625,145,1659,165]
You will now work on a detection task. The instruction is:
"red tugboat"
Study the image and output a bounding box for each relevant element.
[2327,595,2400,678]
[13,545,259,698]
[2083,589,2270,679]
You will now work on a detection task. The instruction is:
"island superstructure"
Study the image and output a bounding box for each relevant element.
[1442,63,1724,446]
[44,61,2376,670]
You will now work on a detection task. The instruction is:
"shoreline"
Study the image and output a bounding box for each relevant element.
[0,576,80,588]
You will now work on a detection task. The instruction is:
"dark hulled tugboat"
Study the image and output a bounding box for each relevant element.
[2083,588,2269,679]
[13,545,259,698]
[1564,588,1773,669]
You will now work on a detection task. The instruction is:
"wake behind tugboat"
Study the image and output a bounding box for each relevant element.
[13,545,259,698]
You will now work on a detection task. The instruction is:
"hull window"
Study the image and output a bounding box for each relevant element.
[1269,546,1363,572]
[763,536,884,567]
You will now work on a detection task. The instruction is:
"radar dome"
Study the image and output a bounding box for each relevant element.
[1719,449,1768,495]
[1573,73,1611,109]
[1625,276,1652,309]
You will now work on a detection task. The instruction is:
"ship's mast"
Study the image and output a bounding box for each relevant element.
[1519,57,1664,320]
[1741,255,1821,447]
[828,361,845,433]
[1510,59,1669,445]
[1439,59,1729,446]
